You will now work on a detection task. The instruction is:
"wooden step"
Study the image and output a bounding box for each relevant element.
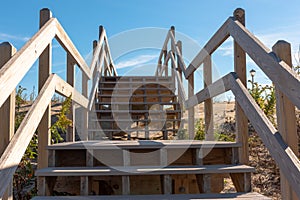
[32,192,271,200]
[46,140,241,150]
[36,165,254,177]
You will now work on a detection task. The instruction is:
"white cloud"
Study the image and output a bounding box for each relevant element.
[115,54,157,69]
[0,32,30,42]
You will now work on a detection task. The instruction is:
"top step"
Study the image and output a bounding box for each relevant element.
[46,140,241,150]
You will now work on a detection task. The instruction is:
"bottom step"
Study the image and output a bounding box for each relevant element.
[32,193,271,200]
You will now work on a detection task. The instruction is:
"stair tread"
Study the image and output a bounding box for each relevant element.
[94,110,181,113]
[88,128,178,132]
[96,102,179,105]
[36,164,255,176]
[32,192,271,200]
[47,140,241,150]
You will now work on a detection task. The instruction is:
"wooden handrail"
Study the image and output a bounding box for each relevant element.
[156,13,300,197]
[228,18,300,109]
[0,74,88,197]
[229,72,300,197]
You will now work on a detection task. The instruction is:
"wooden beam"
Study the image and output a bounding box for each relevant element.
[0,42,16,200]
[82,72,89,140]
[38,8,52,170]
[272,41,298,199]
[228,18,300,110]
[55,21,91,79]
[0,75,56,198]
[188,73,194,139]
[185,18,230,78]
[66,53,75,142]
[0,18,56,108]
[203,55,214,140]
[229,72,300,198]
[185,73,231,109]
[233,8,249,165]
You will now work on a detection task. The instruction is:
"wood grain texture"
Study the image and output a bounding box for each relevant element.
[229,72,300,198]
[0,74,56,197]
[0,18,56,108]
[38,8,52,170]
[228,18,300,109]
[0,42,16,200]
[233,8,249,165]
[185,18,230,78]
[272,41,298,200]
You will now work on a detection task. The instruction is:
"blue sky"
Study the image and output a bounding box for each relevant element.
[1,1,300,99]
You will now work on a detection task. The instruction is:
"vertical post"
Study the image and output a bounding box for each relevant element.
[38,8,52,169]
[170,26,175,80]
[177,41,183,103]
[203,55,214,140]
[272,41,298,200]
[188,73,194,139]
[0,42,16,200]
[233,8,248,164]
[66,53,75,142]
[82,73,88,140]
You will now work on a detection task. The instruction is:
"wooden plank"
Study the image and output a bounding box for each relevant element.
[233,8,249,166]
[32,192,272,200]
[122,150,130,195]
[55,21,91,79]
[0,42,16,200]
[0,75,56,197]
[230,173,251,192]
[229,72,300,198]
[66,53,75,142]
[38,8,52,170]
[188,74,194,139]
[55,75,89,108]
[228,18,300,109]
[272,41,298,199]
[186,73,231,109]
[203,55,214,140]
[46,140,241,150]
[35,164,255,176]
[0,18,56,108]
[81,72,89,140]
[80,176,89,195]
[185,18,230,78]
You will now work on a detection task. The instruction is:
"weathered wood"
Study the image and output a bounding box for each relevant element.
[35,164,254,176]
[82,73,89,140]
[122,150,130,195]
[188,74,194,139]
[233,8,249,166]
[38,8,52,170]
[55,21,91,79]
[0,75,56,197]
[66,53,75,142]
[80,176,89,195]
[0,18,56,108]
[55,76,89,108]
[228,18,300,109]
[46,140,241,150]
[185,18,230,78]
[229,72,300,198]
[0,42,16,200]
[32,192,271,199]
[186,73,231,109]
[272,41,298,200]
[230,173,251,192]
[203,55,214,140]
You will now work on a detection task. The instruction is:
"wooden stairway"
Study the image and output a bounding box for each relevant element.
[89,76,181,140]
[34,140,270,199]
[33,75,270,199]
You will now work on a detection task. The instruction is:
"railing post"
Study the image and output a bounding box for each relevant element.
[233,8,249,165]
[177,41,183,105]
[66,53,76,142]
[170,26,175,80]
[0,42,16,200]
[272,41,298,200]
[38,8,52,170]
[203,55,214,140]
[188,73,194,139]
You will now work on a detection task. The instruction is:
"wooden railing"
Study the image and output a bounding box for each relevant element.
[0,8,116,198]
[156,8,300,198]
